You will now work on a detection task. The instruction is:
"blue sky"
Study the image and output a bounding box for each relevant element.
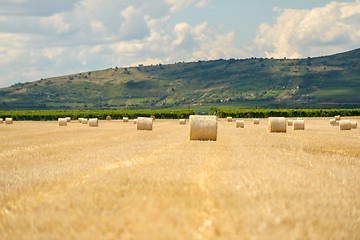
[0,0,359,87]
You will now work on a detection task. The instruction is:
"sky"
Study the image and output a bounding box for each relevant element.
[0,0,359,87]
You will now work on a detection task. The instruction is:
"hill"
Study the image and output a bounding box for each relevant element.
[1,48,360,110]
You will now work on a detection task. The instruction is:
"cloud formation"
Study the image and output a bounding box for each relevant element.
[0,0,359,87]
[253,1,360,58]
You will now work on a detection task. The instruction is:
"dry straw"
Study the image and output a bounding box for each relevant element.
[329,118,336,125]
[179,119,186,125]
[137,117,153,130]
[66,117,71,122]
[81,118,88,124]
[287,119,293,126]
[189,115,217,141]
[335,115,341,121]
[236,120,244,128]
[339,120,351,130]
[78,117,83,123]
[89,118,99,127]
[267,117,287,133]
[350,120,357,129]
[0,118,3,124]
[123,117,129,122]
[293,119,305,130]
[133,118,138,124]
[226,117,233,122]
[58,118,67,126]
[253,118,260,124]
[5,118,13,124]
[106,116,112,121]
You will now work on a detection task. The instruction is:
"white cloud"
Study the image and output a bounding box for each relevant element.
[253,1,360,58]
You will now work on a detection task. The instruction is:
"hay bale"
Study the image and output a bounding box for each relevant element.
[133,118,138,124]
[81,118,88,124]
[226,117,233,122]
[329,118,336,125]
[58,118,67,126]
[150,115,155,121]
[106,116,112,121]
[293,119,305,130]
[287,119,293,126]
[335,115,341,121]
[78,117,83,123]
[123,117,129,122]
[267,117,286,133]
[253,119,260,125]
[189,115,217,141]
[235,120,244,128]
[66,117,71,122]
[0,118,3,124]
[137,117,153,130]
[179,119,186,125]
[339,120,351,130]
[5,118,13,124]
[89,118,98,127]
[350,120,357,129]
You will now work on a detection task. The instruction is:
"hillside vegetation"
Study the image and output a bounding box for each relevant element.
[1,48,360,110]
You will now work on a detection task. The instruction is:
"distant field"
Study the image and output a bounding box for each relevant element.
[1,118,360,239]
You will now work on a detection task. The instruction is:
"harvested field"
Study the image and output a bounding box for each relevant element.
[1,118,360,239]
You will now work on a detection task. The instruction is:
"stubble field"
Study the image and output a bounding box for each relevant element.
[1,118,359,239]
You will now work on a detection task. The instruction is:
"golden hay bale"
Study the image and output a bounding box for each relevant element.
[339,120,351,130]
[287,119,293,126]
[329,118,336,125]
[137,117,153,130]
[253,118,260,124]
[78,117,83,123]
[335,115,341,121]
[89,118,98,127]
[5,118,13,124]
[189,115,217,141]
[133,118,138,124]
[58,118,67,126]
[106,116,112,121]
[179,119,186,125]
[81,118,88,124]
[296,117,303,120]
[0,118,3,124]
[123,117,129,122]
[350,120,357,129]
[267,117,286,133]
[293,119,305,130]
[235,120,244,128]
[66,117,71,122]
[226,117,233,122]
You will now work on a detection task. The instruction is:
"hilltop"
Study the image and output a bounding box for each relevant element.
[1,48,360,110]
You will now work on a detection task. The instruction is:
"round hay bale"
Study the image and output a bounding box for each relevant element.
[137,117,153,130]
[0,118,3,124]
[81,118,88,124]
[189,115,217,141]
[66,117,71,122]
[226,117,233,122]
[78,117,83,123]
[287,119,293,126]
[293,119,305,130]
[89,118,98,127]
[329,118,336,125]
[123,117,129,122]
[106,116,112,121]
[235,120,244,128]
[335,115,341,121]
[350,120,357,129]
[296,117,303,120]
[253,119,260,125]
[339,120,351,130]
[267,117,286,133]
[179,119,186,125]
[58,118,67,126]
[5,118,13,124]
[133,118,138,124]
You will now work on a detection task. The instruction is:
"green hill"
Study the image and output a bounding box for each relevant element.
[1,48,360,110]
